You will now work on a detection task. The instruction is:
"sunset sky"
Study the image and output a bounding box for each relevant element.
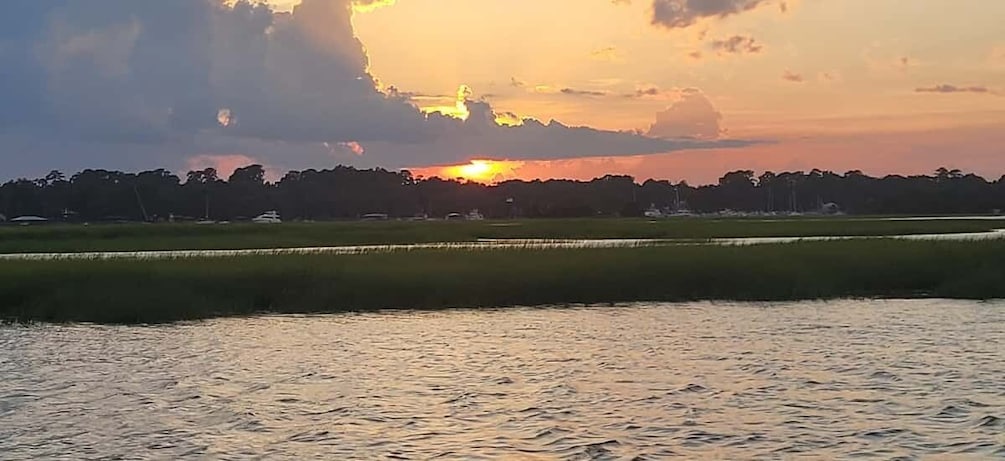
[1,0,1002,184]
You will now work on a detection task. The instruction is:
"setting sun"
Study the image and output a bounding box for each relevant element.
[440,159,516,183]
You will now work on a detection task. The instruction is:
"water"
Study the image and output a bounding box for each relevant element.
[1,300,1002,459]
[2,230,1003,260]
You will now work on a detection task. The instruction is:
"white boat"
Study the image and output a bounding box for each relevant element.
[10,216,49,225]
[643,207,664,218]
[252,211,282,224]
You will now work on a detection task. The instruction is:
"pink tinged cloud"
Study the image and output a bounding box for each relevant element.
[647,90,724,140]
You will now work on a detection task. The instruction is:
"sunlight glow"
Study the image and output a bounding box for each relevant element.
[228,1,394,13]
[494,111,525,127]
[441,159,519,183]
[420,85,472,120]
[352,0,397,13]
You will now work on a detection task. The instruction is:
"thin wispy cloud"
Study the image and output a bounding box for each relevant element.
[915,84,997,95]
[782,70,805,83]
[709,35,763,55]
[560,88,610,97]
[590,46,622,61]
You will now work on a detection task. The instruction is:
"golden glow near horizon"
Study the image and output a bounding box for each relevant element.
[440,160,518,183]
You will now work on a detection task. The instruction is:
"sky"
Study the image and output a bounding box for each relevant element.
[1,0,1002,184]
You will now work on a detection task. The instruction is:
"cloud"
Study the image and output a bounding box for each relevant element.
[709,35,763,55]
[782,70,805,82]
[2,0,427,144]
[915,84,997,95]
[651,0,772,29]
[818,71,842,83]
[367,98,751,166]
[324,141,366,159]
[350,0,396,13]
[647,89,724,140]
[560,88,610,97]
[590,46,622,61]
[0,0,751,178]
[630,86,664,98]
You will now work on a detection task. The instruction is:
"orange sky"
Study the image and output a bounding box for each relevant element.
[347,0,1005,183]
[409,123,1004,184]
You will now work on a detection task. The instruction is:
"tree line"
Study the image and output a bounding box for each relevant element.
[1,165,1003,222]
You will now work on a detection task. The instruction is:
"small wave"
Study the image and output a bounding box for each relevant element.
[935,405,968,417]
[576,439,621,459]
[859,428,909,439]
[868,370,901,381]
[676,384,708,393]
[975,415,1003,428]
[286,430,334,443]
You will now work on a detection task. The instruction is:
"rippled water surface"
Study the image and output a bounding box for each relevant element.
[2,300,1003,460]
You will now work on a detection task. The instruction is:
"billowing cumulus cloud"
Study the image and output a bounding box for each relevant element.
[647,89,724,140]
[1,0,424,144]
[0,0,750,178]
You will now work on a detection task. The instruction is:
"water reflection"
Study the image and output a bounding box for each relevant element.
[1,300,1002,459]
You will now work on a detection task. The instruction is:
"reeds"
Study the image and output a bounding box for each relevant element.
[2,239,1002,324]
[0,218,998,253]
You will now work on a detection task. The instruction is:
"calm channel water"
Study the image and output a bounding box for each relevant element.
[1,300,1002,459]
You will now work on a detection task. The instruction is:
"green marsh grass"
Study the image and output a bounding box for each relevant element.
[0,217,1000,253]
[2,239,1003,324]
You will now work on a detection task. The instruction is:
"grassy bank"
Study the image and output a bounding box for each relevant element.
[2,239,1003,324]
[1,217,1002,253]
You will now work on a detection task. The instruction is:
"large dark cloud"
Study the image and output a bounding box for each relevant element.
[0,0,751,178]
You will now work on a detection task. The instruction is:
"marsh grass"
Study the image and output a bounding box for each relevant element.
[0,217,1000,253]
[2,239,1003,324]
